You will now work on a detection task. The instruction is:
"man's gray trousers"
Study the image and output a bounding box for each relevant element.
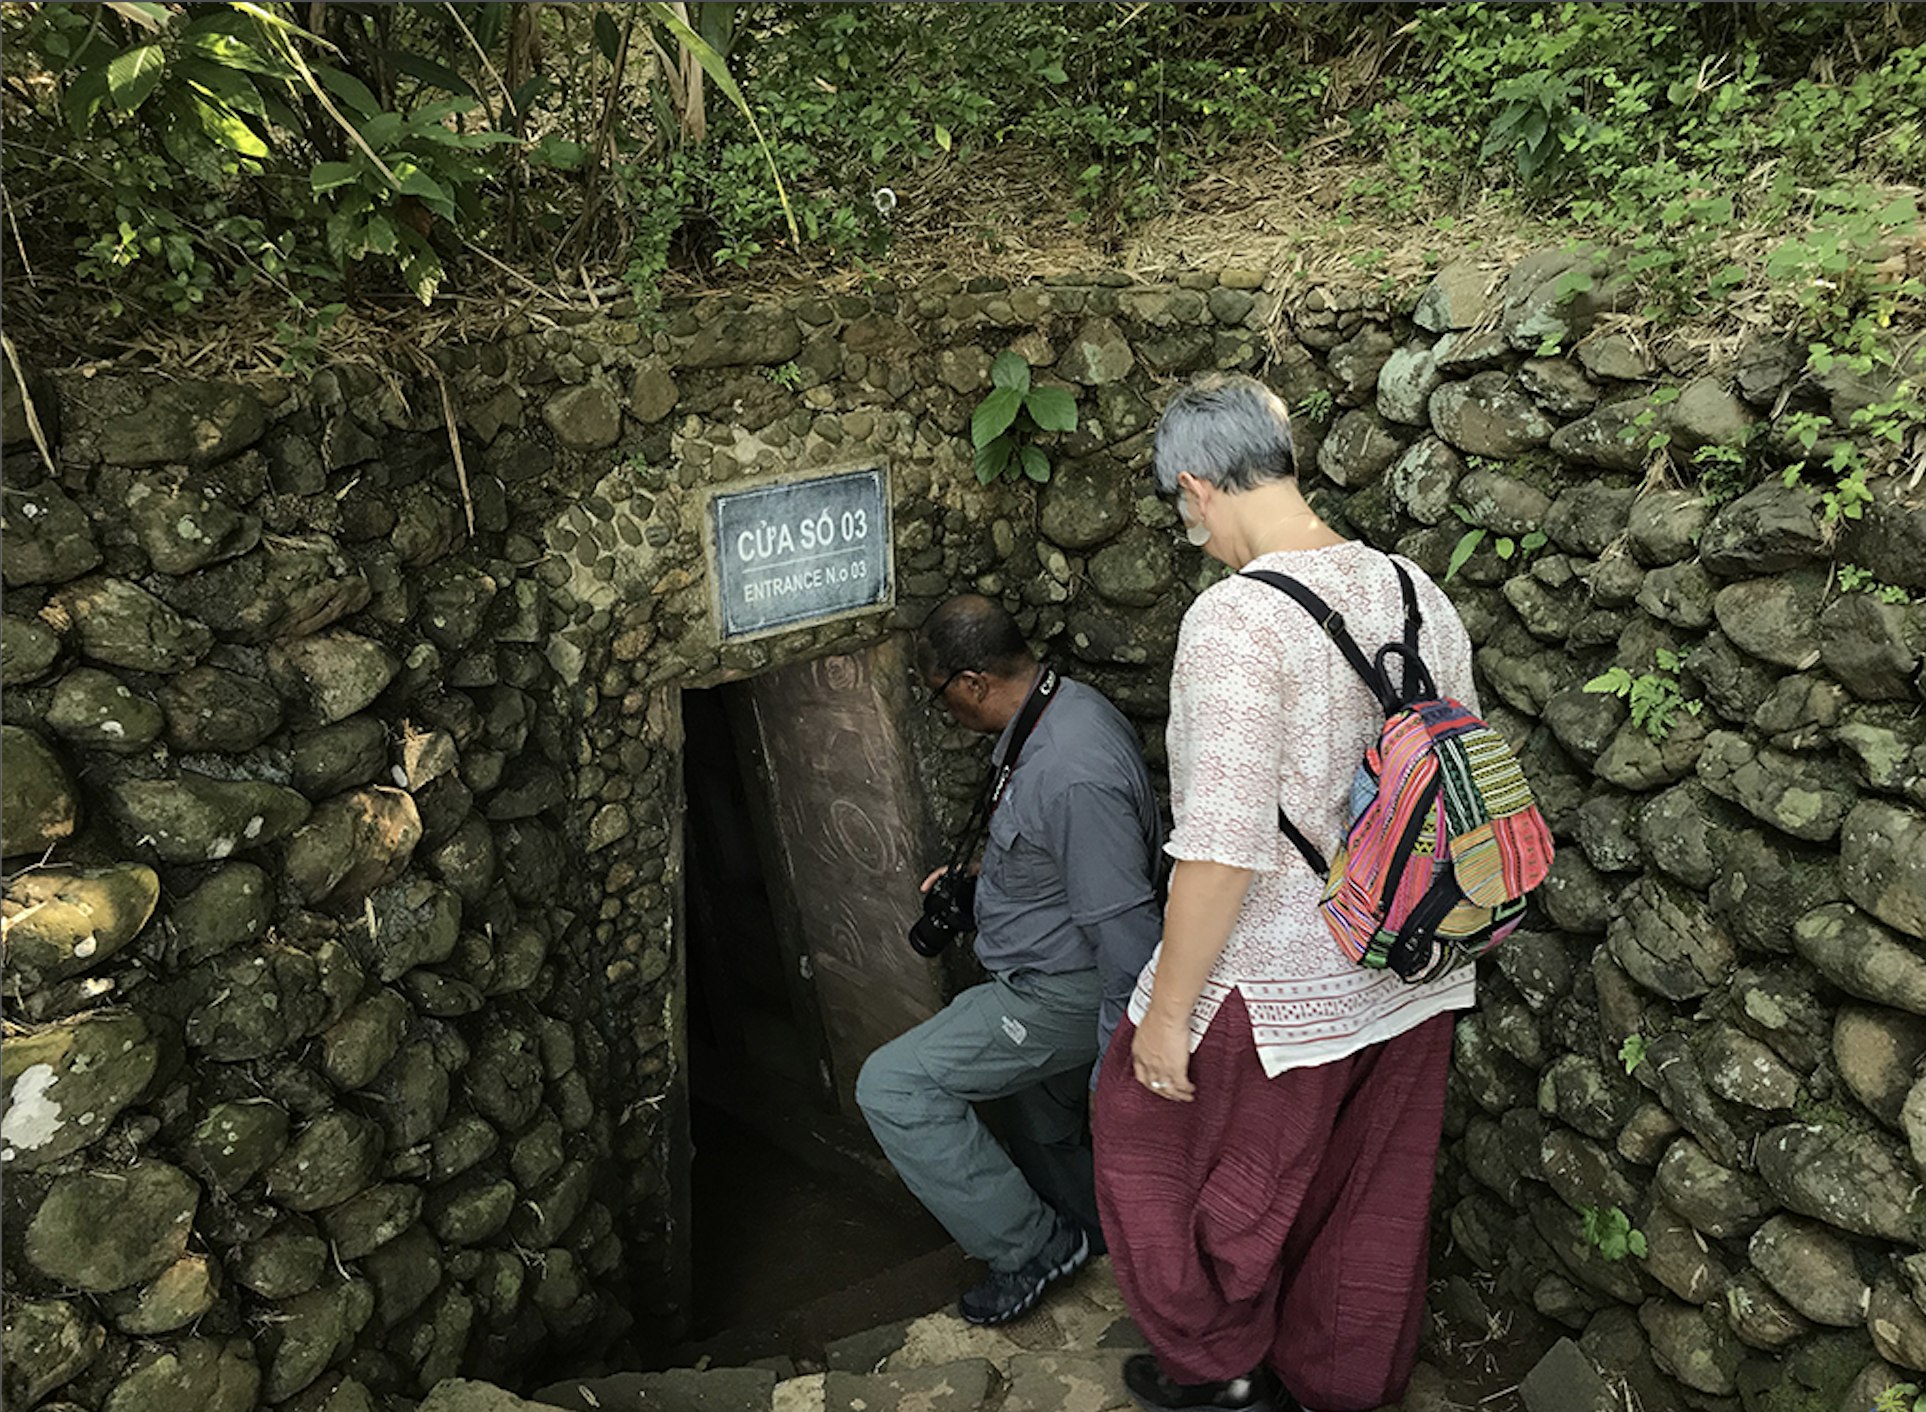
[856,967,1102,1273]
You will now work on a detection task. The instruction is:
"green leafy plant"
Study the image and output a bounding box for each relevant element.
[970,351,1077,485]
[1619,1033,1647,1076]
[1480,67,1585,181]
[1445,503,1547,582]
[1693,442,1755,504]
[1580,1205,1648,1262]
[1836,564,1913,605]
[1872,1383,1926,1412]
[764,360,804,391]
[1584,647,1702,742]
[1296,388,1335,423]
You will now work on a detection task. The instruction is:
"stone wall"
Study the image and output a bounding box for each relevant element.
[3,249,1925,1412]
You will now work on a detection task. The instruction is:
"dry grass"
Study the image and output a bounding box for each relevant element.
[8,140,1922,383]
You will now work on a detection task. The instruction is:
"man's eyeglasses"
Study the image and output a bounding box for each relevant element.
[926,667,969,709]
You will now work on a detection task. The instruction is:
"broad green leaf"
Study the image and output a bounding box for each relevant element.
[362,213,397,256]
[1024,385,1077,433]
[179,56,269,117]
[310,160,360,193]
[181,8,261,40]
[409,98,476,129]
[972,387,1022,449]
[180,31,293,80]
[399,234,444,305]
[316,65,379,117]
[105,2,169,33]
[383,49,477,98]
[106,44,167,111]
[61,67,111,134]
[529,136,586,170]
[1020,446,1050,483]
[358,111,404,148]
[1520,531,1547,552]
[991,350,1030,394]
[935,123,952,152]
[594,10,624,64]
[191,94,268,157]
[1445,528,1483,581]
[974,438,1013,485]
[1040,63,1068,83]
[398,168,455,219]
[1495,537,1515,560]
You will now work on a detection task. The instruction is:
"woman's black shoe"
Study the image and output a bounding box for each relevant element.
[1122,1353,1290,1412]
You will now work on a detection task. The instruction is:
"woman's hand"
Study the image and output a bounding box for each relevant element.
[1131,1006,1196,1102]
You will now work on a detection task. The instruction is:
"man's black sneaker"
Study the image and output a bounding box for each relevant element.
[1122,1354,1291,1412]
[958,1216,1090,1325]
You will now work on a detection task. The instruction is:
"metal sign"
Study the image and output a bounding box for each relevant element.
[711,466,892,639]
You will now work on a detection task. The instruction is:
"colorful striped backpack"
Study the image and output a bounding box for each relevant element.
[1245,559,1555,984]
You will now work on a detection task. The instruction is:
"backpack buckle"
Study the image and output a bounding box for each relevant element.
[1319,608,1346,638]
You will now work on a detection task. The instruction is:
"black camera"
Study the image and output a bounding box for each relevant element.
[908,870,977,957]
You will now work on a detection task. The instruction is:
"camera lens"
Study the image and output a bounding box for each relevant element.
[907,913,954,957]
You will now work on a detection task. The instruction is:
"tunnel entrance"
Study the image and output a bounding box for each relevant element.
[674,659,964,1362]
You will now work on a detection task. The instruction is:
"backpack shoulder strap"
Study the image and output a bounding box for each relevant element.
[1393,558,1421,661]
[1240,569,1395,713]
[1275,807,1329,877]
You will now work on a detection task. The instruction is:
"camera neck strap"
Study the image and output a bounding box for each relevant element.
[946,664,1060,873]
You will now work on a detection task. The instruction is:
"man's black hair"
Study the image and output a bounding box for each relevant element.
[916,594,1034,680]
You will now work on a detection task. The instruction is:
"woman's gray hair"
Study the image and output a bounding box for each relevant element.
[1151,373,1296,495]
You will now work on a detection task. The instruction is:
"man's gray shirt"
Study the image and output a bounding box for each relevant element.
[972,674,1162,1058]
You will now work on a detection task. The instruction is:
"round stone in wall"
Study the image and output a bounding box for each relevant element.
[109,774,311,864]
[25,1161,199,1291]
[1,725,78,859]
[46,668,164,752]
[1,1011,158,1169]
[2,862,159,992]
[1,484,101,587]
[54,576,211,673]
[262,1110,385,1213]
[102,1338,259,1412]
[1,1298,104,1408]
[1430,372,1555,459]
[541,384,622,452]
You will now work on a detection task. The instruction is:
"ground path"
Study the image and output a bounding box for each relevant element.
[411,1254,1639,1412]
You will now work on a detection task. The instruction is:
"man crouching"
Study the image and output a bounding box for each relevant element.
[857,594,1162,1325]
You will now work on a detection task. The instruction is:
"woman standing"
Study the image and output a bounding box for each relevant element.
[1096,374,1481,1412]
